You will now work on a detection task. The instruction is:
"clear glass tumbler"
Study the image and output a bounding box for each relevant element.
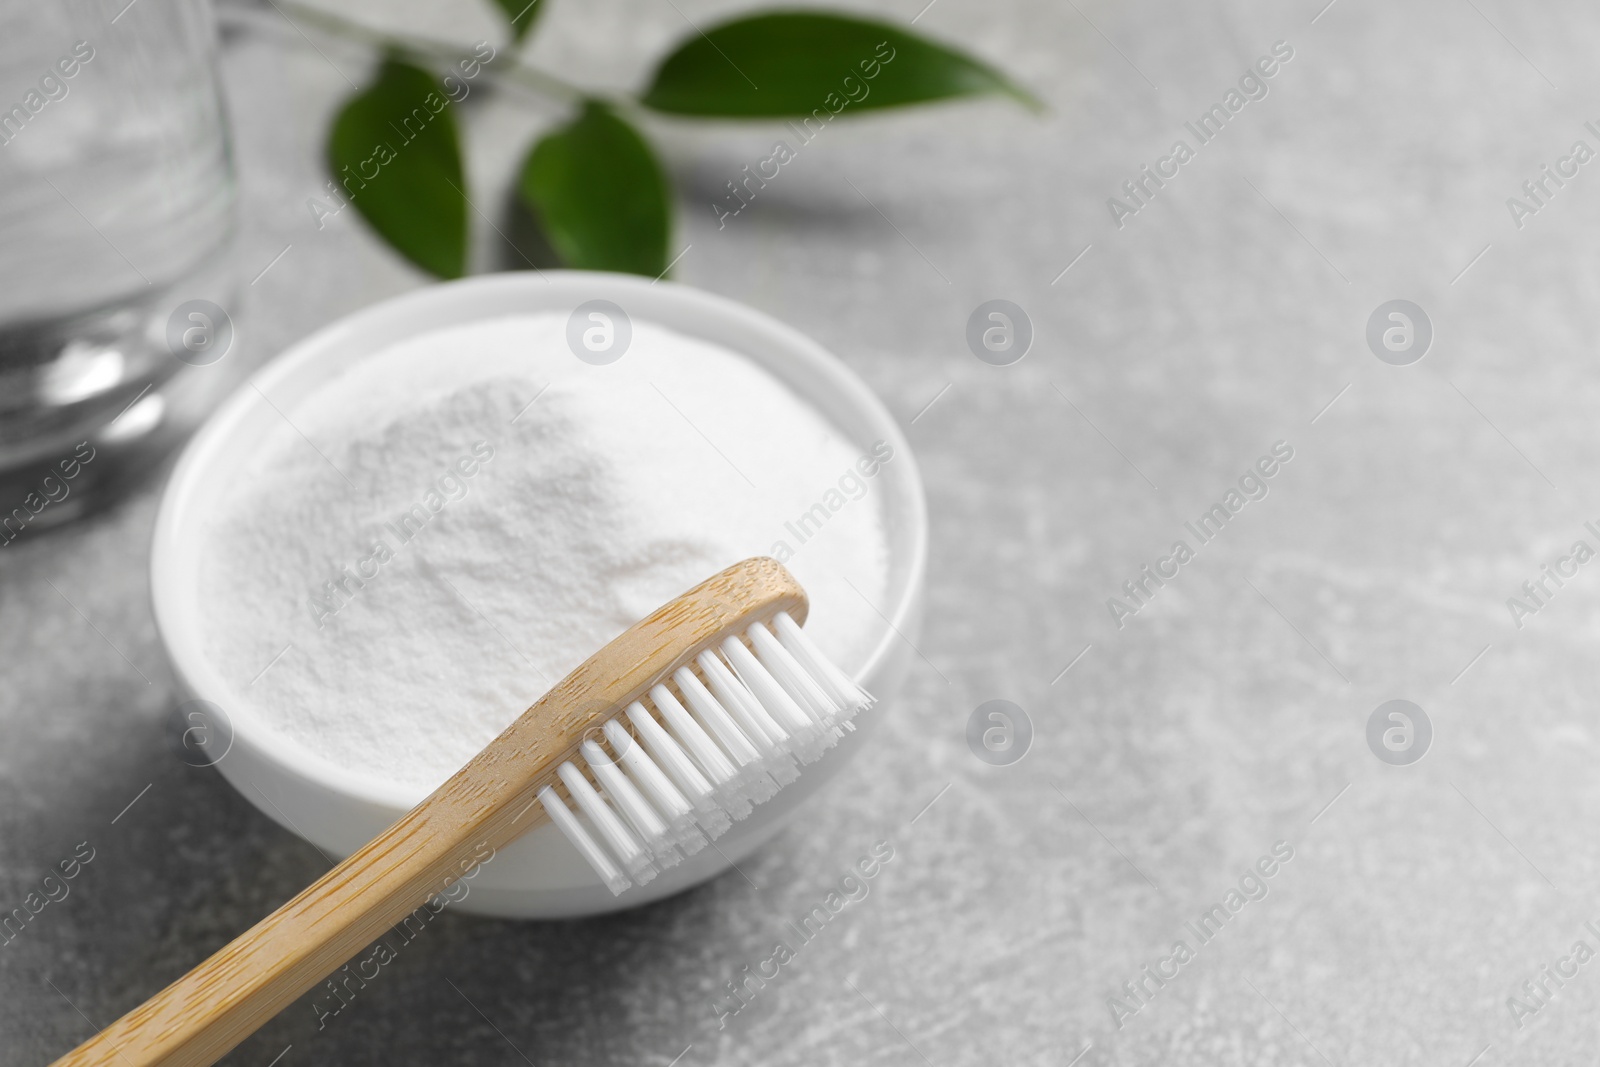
[0,0,237,537]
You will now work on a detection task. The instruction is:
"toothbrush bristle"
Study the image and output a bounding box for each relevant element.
[539,611,871,895]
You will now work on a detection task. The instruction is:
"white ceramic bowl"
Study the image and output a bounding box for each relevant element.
[150,271,926,918]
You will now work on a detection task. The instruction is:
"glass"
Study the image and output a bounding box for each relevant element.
[0,0,236,536]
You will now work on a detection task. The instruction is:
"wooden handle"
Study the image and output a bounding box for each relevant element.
[52,557,807,1067]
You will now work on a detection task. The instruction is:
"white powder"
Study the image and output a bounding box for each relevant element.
[198,313,891,792]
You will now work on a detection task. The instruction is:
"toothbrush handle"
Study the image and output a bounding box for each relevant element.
[48,557,807,1067]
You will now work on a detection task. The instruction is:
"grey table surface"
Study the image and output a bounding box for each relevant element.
[8,0,1600,1063]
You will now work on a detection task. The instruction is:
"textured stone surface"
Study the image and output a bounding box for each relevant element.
[7,0,1600,1064]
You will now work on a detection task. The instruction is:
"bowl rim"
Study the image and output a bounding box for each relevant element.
[150,270,928,815]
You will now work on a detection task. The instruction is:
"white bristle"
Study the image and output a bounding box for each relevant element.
[748,621,837,723]
[721,635,836,764]
[720,637,813,734]
[539,785,631,896]
[775,610,873,718]
[650,685,740,785]
[581,741,682,869]
[540,615,872,895]
[674,667,761,764]
[624,701,730,836]
[697,650,800,785]
[602,720,707,854]
[557,762,658,886]
[673,668,782,804]
[648,685,759,820]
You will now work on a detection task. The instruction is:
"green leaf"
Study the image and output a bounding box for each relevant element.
[640,11,1038,117]
[327,56,468,278]
[488,0,544,44]
[517,100,671,276]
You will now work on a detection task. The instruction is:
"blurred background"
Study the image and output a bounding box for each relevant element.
[6,0,1600,1064]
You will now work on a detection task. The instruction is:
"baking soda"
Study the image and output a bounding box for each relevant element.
[198,314,891,791]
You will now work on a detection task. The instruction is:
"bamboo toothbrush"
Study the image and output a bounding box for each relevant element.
[50,556,871,1067]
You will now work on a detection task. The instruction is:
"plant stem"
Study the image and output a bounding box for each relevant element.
[262,0,606,106]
